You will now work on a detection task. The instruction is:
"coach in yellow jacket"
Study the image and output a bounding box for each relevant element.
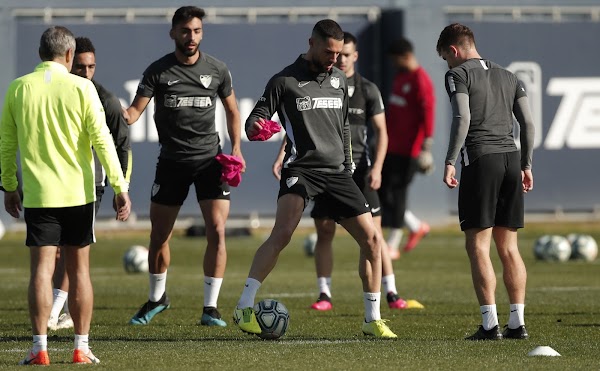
[0,26,130,365]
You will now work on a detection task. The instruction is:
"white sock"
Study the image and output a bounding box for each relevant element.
[317,277,332,298]
[50,289,68,319]
[149,271,167,302]
[480,304,499,330]
[363,292,381,322]
[404,210,421,233]
[382,274,397,295]
[508,303,525,329]
[203,276,223,308]
[387,229,403,251]
[32,335,47,353]
[237,278,261,309]
[74,334,89,352]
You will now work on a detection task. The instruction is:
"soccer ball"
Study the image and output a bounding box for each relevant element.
[253,299,290,340]
[123,245,149,273]
[533,235,551,260]
[303,233,317,257]
[542,235,572,262]
[567,234,598,262]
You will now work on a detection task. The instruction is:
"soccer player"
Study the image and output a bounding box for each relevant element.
[380,37,435,260]
[271,32,408,311]
[125,6,245,327]
[234,20,397,339]
[436,23,534,340]
[1,26,131,365]
[48,36,132,332]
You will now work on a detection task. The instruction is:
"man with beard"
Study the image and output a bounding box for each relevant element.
[124,6,245,327]
[233,20,397,339]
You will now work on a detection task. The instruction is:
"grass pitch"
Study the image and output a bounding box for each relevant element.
[0,222,598,370]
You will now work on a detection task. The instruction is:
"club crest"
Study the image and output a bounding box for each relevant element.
[330,76,340,89]
[200,75,212,88]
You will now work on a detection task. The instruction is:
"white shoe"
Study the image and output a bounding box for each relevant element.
[48,314,59,331]
[56,313,74,330]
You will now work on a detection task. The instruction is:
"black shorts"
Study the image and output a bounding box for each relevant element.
[24,203,95,247]
[311,165,381,219]
[151,157,230,206]
[458,151,524,231]
[280,167,370,222]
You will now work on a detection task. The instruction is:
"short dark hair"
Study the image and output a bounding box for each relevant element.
[75,37,95,55]
[436,23,476,55]
[312,19,344,41]
[172,6,205,28]
[343,32,358,46]
[388,37,413,56]
[39,26,76,61]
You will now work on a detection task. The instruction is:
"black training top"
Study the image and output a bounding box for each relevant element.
[93,80,131,186]
[444,58,527,164]
[347,73,384,168]
[246,55,351,173]
[137,52,233,161]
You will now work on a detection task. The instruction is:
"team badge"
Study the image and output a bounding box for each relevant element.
[296,96,311,111]
[402,83,411,94]
[330,76,340,89]
[152,183,160,197]
[199,75,212,88]
[348,86,355,97]
[286,177,299,188]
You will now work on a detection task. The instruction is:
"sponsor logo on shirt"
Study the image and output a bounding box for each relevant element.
[388,94,407,107]
[164,94,213,108]
[199,75,212,88]
[296,97,343,111]
[349,108,365,115]
[330,76,340,89]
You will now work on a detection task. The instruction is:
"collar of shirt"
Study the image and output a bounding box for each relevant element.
[295,54,331,81]
[35,61,69,74]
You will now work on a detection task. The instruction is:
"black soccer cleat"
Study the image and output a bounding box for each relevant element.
[502,325,529,339]
[465,325,503,340]
[129,292,170,325]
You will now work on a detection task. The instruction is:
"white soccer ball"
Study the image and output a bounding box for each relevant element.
[567,234,598,262]
[303,233,317,257]
[123,245,149,273]
[253,299,290,340]
[543,235,572,262]
[533,235,552,260]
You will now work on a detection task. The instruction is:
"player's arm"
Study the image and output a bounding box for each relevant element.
[444,92,470,189]
[369,112,387,190]
[513,94,535,193]
[246,76,283,139]
[221,90,245,171]
[125,95,151,125]
[417,72,436,151]
[104,94,132,182]
[83,82,131,220]
[0,90,22,218]
[272,138,286,180]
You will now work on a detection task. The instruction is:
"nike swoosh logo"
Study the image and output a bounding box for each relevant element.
[481,310,489,314]
[244,284,249,288]
[371,207,381,213]
[223,191,231,196]
[205,281,212,286]
[298,81,310,87]
[364,203,369,208]
[167,79,180,86]
[459,220,466,225]
[510,309,517,312]
[367,298,377,302]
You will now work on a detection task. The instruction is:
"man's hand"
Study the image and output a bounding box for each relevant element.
[522,169,533,193]
[443,164,459,189]
[114,192,131,221]
[4,190,22,218]
[417,150,434,175]
[368,167,382,190]
[246,119,265,140]
[231,147,246,173]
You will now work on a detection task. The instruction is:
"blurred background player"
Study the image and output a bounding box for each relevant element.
[380,37,435,260]
[48,36,132,332]
[437,23,534,340]
[234,20,396,339]
[272,32,411,311]
[1,26,130,365]
[125,6,245,327]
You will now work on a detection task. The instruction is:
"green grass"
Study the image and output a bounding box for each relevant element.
[0,223,599,370]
